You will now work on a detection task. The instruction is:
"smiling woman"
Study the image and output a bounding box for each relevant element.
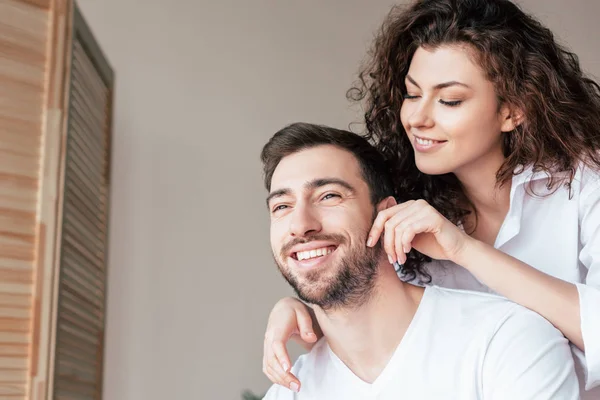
[400,45,514,179]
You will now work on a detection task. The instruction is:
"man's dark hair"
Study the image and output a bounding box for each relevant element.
[261,122,394,205]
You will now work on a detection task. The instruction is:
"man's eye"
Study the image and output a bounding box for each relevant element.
[322,193,340,201]
[272,205,288,213]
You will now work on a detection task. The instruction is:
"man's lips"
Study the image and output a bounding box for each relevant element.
[291,245,337,261]
[289,246,338,269]
[287,241,339,259]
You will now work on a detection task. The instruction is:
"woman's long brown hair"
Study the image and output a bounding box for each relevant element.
[348,0,600,281]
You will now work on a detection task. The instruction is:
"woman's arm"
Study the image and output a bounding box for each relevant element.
[454,238,583,349]
[367,190,600,390]
[457,181,600,390]
[263,297,322,392]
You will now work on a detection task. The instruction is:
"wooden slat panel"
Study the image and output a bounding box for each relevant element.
[69,108,107,159]
[0,307,30,319]
[0,331,29,344]
[62,217,105,255]
[59,272,104,309]
[64,180,106,228]
[0,268,34,284]
[0,1,49,398]
[0,293,30,309]
[0,343,28,357]
[18,0,52,9]
[62,234,103,271]
[67,127,105,175]
[52,17,112,397]
[65,142,104,195]
[56,328,98,359]
[0,382,27,397]
[0,283,31,297]
[61,258,105,298]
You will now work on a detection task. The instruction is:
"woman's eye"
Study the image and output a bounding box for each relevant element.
[403,94,419,100]
[439,99,463,107]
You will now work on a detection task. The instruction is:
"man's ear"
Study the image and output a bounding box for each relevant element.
[500,103,525,132]
[376,196,397,213]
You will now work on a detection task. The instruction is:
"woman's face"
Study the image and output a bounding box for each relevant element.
[400,45,517,178]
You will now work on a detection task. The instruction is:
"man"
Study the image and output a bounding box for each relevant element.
[260,122,579,399]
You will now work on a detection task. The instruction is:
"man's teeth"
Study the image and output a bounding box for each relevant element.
[296,247,334,261]
[415,137,437,146]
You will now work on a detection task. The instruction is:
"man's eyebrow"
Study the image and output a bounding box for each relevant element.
[306,178,356,193]
[406,74,471,90]
[265,178,356,207]
[266,188,290,207]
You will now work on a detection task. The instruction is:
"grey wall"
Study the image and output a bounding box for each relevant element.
[73,1,600,399]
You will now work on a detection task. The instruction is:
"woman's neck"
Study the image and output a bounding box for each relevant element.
[454,150,511,242]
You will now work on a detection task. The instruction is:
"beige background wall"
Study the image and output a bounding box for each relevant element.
[73,1,600,399]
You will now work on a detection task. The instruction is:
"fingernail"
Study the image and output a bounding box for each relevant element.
[388,255,394,264]
[290,382,299,392]
[306,332,316,338]
[367,237,373,247]
[282,363,289,372]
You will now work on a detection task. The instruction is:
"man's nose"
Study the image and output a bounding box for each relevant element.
[289,205,322,237]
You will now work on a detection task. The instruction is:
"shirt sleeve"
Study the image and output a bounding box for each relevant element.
[577,175,600,389]
[482,307,580,400]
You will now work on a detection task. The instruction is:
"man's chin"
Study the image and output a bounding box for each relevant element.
[293,285,332,307]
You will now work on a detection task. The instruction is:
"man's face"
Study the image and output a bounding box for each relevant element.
[267,145,383,310]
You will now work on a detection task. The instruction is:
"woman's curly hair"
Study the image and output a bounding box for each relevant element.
[348,0,600,282]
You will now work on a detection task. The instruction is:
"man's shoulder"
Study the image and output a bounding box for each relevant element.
[429,286,568,354]
[425,285,519,315]
[425,286,560,335]
[476,293,578,398]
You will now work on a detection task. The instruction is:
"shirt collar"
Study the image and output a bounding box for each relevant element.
[511,164,573,190]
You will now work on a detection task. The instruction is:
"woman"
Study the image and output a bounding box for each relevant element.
[262,0,600,396]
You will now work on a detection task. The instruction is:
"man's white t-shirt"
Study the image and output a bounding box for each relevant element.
[263,286,579,400]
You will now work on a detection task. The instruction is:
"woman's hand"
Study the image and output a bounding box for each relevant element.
[263,297,320,392]
[367,199,470,264]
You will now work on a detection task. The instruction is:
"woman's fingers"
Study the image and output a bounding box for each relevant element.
[383,217,398,263]
[395,226,408,264]
[381,202,423,262]
[367,201,414,247]
[264,362,300,392]
[272,340,292,375]
[263,334,301,391]
[271,341,300,391]
[295,308,317,343]
[396,207,433,259]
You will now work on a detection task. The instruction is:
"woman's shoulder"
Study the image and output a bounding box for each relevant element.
[513,160,600,198]
[574,160,600,195]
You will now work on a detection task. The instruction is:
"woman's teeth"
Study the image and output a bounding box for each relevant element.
[296,247,334,261]
[415,137,437,146]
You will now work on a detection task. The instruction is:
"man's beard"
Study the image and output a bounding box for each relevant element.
[274,232,381,311]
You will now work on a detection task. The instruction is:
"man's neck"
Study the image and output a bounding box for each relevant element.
[312,261,424,384]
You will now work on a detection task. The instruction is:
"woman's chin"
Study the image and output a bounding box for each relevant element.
[415,158,454,176]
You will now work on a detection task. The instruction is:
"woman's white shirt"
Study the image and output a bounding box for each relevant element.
[420,163,600,393]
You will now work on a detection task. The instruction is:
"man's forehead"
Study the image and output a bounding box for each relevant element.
[271,145,361,189]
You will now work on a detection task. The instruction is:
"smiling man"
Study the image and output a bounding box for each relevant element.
[260,122,579,399]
